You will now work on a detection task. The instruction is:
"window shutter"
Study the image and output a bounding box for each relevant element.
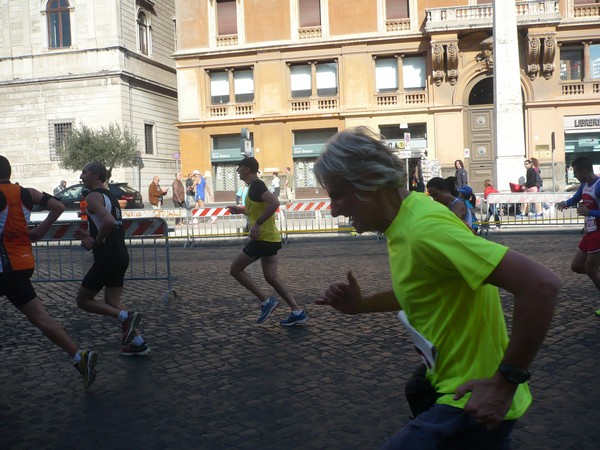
[386,0,409,20]
[299,0,321,27]
[217,0,237,35]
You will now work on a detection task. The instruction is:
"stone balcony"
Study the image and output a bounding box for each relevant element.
[425,0,561,32]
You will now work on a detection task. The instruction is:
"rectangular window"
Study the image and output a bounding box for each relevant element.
[144,123,155,155]
[316,62,338,97]
[403,56,426,89]
[386,0,409,20]
[560,47,583,81]
[299,0,321,27]
[291,65,312,98]
[375,58,399,93]
[591,44,600,79]
[234,70,254,103]
[216,0,237,35]
[49,121,73,161]
[210,72,230,104]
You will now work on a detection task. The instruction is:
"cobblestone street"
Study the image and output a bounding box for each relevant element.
[1,231,598,449]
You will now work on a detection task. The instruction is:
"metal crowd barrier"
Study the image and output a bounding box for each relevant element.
[85,192,584,244]
[30,217,177,302]
[474,192,583,234]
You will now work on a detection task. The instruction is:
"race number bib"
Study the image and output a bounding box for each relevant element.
[585,216,597,232]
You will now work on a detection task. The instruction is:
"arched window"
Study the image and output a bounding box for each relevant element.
[138,11,150,55]
[47,0,71,49]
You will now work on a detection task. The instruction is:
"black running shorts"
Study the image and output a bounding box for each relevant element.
[242,240,282,259]
[81,255,129,291]
[0,269,37,308]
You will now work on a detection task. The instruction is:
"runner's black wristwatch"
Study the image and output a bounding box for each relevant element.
[498,363,531,384]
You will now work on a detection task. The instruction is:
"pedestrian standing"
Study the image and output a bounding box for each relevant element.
[74,161,150,356]
[0,155,97,389]
[53,179,67,196]
[556,156,600,316]
[185,172,196,209]
[454,160,468,188]
[284,166,294,202]
[172,172,185,225]
[148,176,168,209]
[313,127,559,448]
[227,157,308,326]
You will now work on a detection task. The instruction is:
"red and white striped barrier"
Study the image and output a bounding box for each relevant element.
[190,207,232,218]
[285,201,331,212]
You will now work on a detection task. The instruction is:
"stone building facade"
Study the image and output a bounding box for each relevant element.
[173,0,600,201]
[0,0,180,195]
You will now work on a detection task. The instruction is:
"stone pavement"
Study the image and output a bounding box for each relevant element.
[1,230,599,449]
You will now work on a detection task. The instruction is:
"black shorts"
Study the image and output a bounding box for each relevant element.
[242,240,282,259]
[82,255,129,292]
[0,269,37,308]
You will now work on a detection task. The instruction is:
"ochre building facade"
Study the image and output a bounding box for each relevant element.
[173,0,600,200]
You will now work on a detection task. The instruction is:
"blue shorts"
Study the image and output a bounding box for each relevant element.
[381,404,516,450]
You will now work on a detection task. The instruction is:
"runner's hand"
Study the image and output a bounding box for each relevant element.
[454,372,517,430]
[316,271,364,315]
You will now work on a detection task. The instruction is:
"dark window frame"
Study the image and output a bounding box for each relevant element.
[47,0,72,49]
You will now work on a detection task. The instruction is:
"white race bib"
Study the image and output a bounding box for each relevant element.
[398,311,438,373]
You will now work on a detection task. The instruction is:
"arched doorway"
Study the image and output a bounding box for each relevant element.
[464,77,494,191]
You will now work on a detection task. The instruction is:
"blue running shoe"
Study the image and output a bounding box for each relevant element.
[257,297,279,324]
[280,311,308,327]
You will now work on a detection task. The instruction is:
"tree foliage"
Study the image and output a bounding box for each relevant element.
[58,122,140,181]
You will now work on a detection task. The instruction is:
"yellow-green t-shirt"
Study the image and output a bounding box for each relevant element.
[244,178,281,243]
[384,192,532,420]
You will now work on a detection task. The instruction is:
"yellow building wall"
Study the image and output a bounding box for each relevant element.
[341,50,373,111]
[256,56,286,115]
[433,112,463,163]
[329,0,378,35]
[175,0,208,50]
[244,0,291,43]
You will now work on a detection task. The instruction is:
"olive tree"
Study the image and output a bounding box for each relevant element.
[58,122,140,181]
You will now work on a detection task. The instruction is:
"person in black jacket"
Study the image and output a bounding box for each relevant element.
[517,160,540,218]
[454,160,468,188]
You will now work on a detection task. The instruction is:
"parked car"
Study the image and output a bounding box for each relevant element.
[34,182,144,211]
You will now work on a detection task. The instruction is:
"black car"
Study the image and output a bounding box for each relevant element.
[35,182,144,211]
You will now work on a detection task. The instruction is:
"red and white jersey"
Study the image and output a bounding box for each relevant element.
[582,178,600,228]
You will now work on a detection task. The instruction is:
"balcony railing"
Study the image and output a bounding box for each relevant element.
[385,19,410,32]
[216,34,238,47]
[298,26,322,40]
[290,97,338,112]
[574,4,600,17]
[375,91,428,107]
[208,103,254,118]
[425,1,560,32]
[561,81,600,96]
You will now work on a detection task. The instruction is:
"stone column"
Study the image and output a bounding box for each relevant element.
[493,0,526,191]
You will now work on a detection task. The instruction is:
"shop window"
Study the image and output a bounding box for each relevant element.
[47,0,71,49]
[560,46,583,81]
[290,61,338,98]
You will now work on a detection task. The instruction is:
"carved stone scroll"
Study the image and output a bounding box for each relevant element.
[446,42,459,86]
[542,35,556,80]
[432,43,444,87]
[527,36,541,80]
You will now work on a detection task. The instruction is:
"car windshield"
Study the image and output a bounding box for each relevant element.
[114,184,137,194]
[59,185,84,200]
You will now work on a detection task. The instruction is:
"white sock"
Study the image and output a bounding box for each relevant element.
[73,350,82,363]
[292,310,303,315]
[132,335,144,346]
[117,310,128,322]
